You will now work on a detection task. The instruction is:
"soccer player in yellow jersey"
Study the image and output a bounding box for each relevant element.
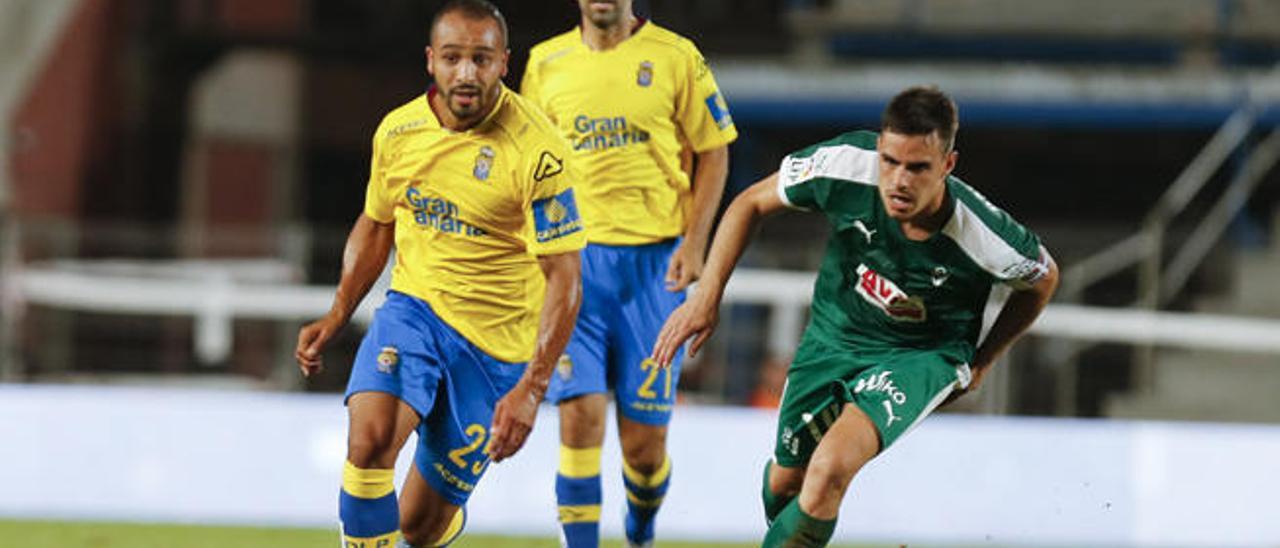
[295,2,586,546]
[522,1,737,545]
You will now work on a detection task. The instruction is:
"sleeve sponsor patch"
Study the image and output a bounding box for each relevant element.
[1001,253,1050,289]
[781,155,812,186]
[704,92,733,130]
[532,188,584,243]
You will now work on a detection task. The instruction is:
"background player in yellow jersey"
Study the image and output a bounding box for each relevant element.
[522,1,737,546]
[295,2,585,546]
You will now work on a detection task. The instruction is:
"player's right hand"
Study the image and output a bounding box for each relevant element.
[295,315,343,377]
[651,294,719,368]
[486,380,539,463]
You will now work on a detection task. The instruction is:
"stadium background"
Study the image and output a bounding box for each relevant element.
[2,0,1280,546]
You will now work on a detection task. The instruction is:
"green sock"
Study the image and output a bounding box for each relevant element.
[761,460,794,524]
[762,497,836,548]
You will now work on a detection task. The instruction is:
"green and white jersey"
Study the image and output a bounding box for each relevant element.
[777,130,1048,362]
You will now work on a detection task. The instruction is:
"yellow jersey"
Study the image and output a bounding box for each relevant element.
[522,21,738,245]
[363,85,587,363]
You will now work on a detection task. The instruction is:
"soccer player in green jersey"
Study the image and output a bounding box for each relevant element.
[652,86,1059,547]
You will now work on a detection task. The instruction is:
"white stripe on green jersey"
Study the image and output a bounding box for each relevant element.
[777,143,878,209]
[943,198,1048,290]
[774,130,1048,358]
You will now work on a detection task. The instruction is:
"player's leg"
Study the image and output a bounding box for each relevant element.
[616,416,670,548]
[397,307,529,546]
[557,393,608,547]
[398,465,465,547]
[613,240,686,547]
[342,393,421,547]
[547,243,612,548]
[763,403,876,547]
[762,344,841,526]
[763,351,972,547]
[341,293,439,547]
[762,459,804,524]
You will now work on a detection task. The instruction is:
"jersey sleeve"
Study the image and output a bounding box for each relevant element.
[984,213,1049,289]
[775,134,878,212]
[947,182,1051,289]
[674,40,738,153]
[362,119,395,223]
[522,123,587,256]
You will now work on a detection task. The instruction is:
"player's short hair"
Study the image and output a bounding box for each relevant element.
[430,0,509,49]
[881,86,959,153]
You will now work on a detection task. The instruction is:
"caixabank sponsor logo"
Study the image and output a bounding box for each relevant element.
[532,188,583,243]
[855,263,926,322]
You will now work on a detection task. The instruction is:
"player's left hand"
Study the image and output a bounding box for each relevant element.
[487,380,540,463]
[942,362,992,406]
[665,239,704,292]
[652,292,719,368]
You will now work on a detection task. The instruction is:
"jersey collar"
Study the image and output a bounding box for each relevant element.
[576,17,650,52]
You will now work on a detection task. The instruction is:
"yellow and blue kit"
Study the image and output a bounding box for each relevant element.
[523,20,736,548]
[522,19,737,424]
[340,85,585,545]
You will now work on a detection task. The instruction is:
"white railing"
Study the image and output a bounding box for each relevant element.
[11,261,1280,367]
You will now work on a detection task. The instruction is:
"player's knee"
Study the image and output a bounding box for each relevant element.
[346,425,397,469]
[400,523,431,547]
[559,395,607,444]
[621,447,663,475]
[402,506,465,547]
[805,453,857,499]
[769,463,804,497]
[620,436,666,475]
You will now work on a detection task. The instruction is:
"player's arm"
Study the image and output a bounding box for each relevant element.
[959,247,1059,398]
[295,213,394,376]
[666,145,729,291]
[487,250,581,462]
[653,172,787,366]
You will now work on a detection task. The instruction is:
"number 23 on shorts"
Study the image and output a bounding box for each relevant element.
[448,423,492,475]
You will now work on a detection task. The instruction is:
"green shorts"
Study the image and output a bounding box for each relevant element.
[773,339,972,467]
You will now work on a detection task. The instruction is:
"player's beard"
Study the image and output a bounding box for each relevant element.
[445,83,492,121]
[584,0,622,29]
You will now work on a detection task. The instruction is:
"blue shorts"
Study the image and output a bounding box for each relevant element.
[546,240,686,425]
[345,291,525,506]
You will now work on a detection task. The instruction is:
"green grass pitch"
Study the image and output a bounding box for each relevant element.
[0,520,882,547]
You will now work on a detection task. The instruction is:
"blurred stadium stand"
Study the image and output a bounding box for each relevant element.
[3,0,1280,421]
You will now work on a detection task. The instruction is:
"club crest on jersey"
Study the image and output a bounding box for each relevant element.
[376,346,399,373]
[931,266,950,287]
[556,354,573,380]
[637,61,654,87]
[473,145,495,181]
[855,264,927,322]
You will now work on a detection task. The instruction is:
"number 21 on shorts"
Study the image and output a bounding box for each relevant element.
[638,358,672,400]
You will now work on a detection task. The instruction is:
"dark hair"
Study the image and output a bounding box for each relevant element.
[881,86,959,152]
[430,0,508,48]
